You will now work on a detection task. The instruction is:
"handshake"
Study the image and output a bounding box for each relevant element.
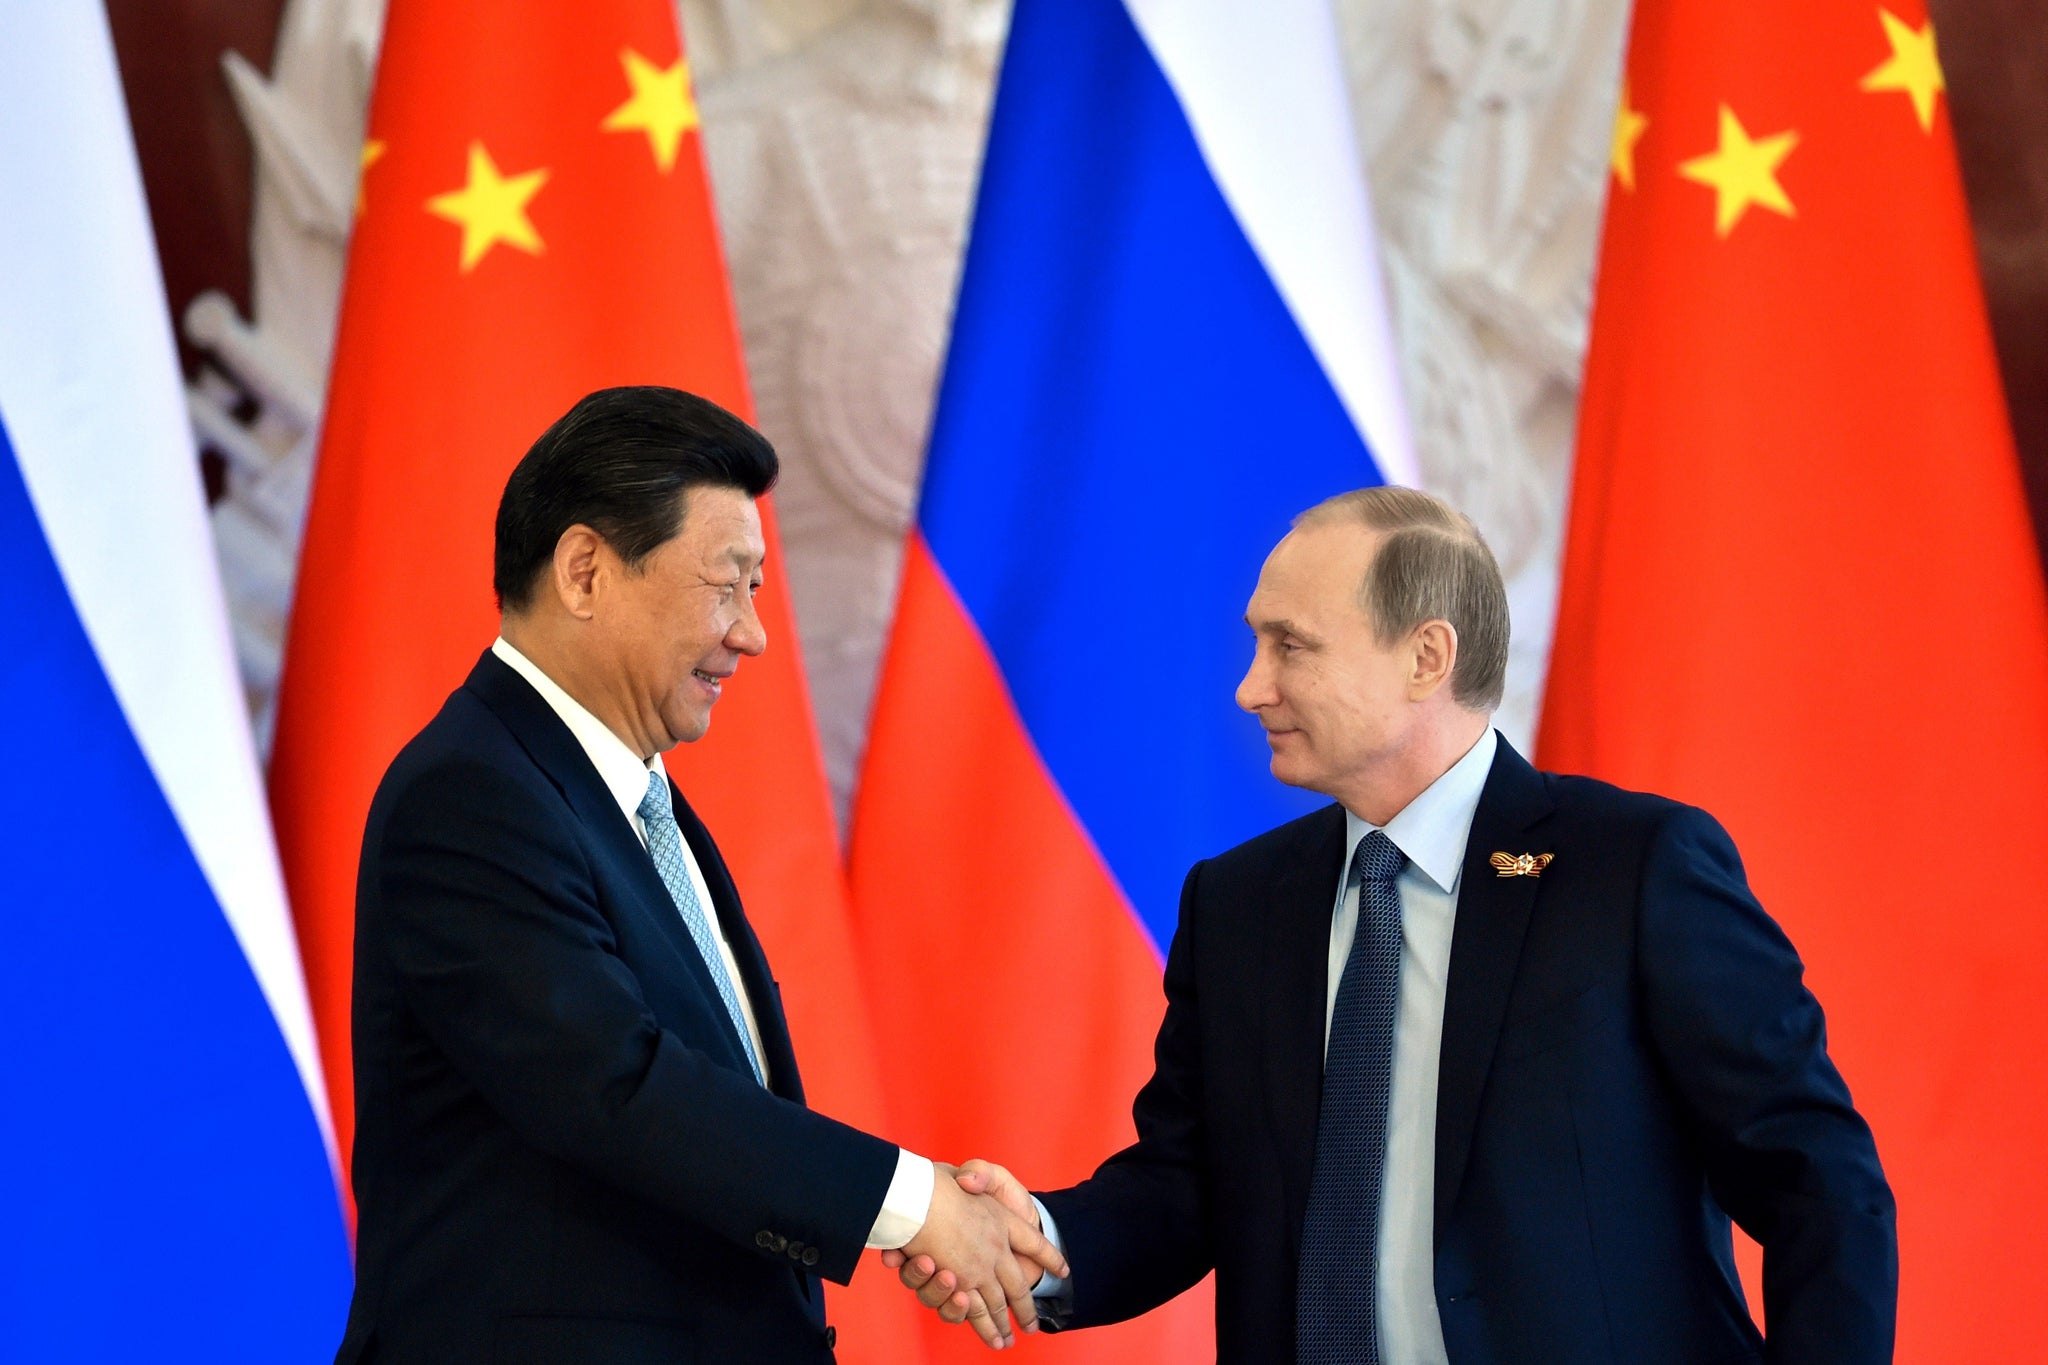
[887,1159,1059,1351]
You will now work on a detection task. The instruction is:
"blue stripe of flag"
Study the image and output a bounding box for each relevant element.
[919,0,1390,949]
[0,411,351,1361]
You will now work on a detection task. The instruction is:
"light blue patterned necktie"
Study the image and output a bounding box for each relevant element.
[1297,829,1407,1364]
[638,771,766,1085]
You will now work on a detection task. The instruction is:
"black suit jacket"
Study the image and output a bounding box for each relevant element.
[1039,737,1896,1363]
[334,651,897,1364]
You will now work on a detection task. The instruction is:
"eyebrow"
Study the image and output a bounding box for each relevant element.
[1248,616,1318,642]
[717,544,767,573]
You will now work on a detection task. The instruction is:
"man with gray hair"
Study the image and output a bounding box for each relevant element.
[892,487,1896,1361]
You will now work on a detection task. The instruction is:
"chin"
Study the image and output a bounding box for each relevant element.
[1267,756,1315,791]
[662,707,712,747]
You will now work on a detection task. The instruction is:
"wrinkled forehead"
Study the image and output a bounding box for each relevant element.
[677,487,767,569]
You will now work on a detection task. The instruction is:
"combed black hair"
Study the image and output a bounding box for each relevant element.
[493,386,778,612]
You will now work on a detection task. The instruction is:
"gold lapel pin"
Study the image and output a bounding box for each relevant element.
[1489,851,1554,878]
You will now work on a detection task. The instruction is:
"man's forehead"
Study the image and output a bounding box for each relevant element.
[1244,568,1312,628]
[1247,524,1371,621]
[1283,517,1377,561]
[1285,522,1378,582]
[681,489,765,559]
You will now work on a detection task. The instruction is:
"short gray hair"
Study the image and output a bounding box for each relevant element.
[1295,486,1510,711]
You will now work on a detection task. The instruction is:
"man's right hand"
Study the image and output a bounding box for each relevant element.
[885,1161,1060,1349]
[896,1161,1067,1350]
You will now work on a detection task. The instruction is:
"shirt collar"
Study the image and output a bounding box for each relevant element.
[1342,727,1498,895]
[491,636,665,829]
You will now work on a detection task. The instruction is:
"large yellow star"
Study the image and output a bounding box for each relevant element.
[1611,80,1649,191]
[601,49,698,173]
[355,139,385,219]
[1678,105,1798,239]
[1860,9,1944,132]
[426,142,549,272]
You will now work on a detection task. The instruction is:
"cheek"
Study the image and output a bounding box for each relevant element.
[662,609,714,659]
[1285,663,1341,714]
[1319,683,1391,748]
[697,605,740,652]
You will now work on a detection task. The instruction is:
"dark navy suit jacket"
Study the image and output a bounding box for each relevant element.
[335,651,896,1364]
[1039,737,1896,1363]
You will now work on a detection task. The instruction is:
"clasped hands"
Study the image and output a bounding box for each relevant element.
[886,1160,1057,1351]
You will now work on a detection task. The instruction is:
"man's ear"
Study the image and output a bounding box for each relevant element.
[1409,619,1459,701]
[551,525,605,620]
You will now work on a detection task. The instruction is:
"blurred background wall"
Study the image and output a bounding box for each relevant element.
[106,0,2048,821]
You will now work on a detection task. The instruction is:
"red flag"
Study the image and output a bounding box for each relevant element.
[1540,3,2048,1355]
[267,4,923,1357]
[852,543,1219,1364]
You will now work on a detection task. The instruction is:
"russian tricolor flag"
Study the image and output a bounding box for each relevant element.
[0,7,351,1357]
[850,0,1408,1357]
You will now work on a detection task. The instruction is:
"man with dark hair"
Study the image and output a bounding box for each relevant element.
[892,487,1896,1361]
[336,386,1061,1364]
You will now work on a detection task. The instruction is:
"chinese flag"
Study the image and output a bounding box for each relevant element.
[1540,2,2048,1355]
[266,4,924,1357]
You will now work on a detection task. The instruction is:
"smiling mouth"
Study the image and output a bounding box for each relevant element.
[693,669,729,688]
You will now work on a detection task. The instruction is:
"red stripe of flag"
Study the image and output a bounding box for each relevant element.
[850,536,1217,1363]
[1541,4,2048,1353]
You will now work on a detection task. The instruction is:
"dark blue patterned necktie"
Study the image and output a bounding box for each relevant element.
[1297,829,1407,1364]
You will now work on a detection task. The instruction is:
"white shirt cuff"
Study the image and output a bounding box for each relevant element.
[865,1149,936,1250]
[1031,1195,1073,1304]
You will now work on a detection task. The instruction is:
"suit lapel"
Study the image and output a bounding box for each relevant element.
[464,651,776,1086]
[1265,806,1350,1248]
[670,785,805,1105]
[466,649,643,862]
[1432,737,1554,1244]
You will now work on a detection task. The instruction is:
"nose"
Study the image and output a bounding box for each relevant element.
[1236,648,1275,714]
[729,591,768,657]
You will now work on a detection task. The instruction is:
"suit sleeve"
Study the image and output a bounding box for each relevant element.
[1636,805,1898,1362]
[367,758,898,1285]
[1036,860,1217,1328]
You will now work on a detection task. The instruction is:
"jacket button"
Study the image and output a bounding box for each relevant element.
[771,1234,789,1254]
[823,1326,837,1349]
[787,1239,806,1260]
[755,1230,774,1249]
[802,1247,821,1267]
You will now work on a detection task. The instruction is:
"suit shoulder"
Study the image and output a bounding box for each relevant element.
[357,687,593,916]
[369,683,550,818]
[1538,767,1729,848]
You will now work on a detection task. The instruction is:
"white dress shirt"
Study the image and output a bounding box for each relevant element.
[491,638,933,1250]
[1037,728,1498,1363]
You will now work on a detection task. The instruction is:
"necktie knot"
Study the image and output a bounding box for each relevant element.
[1353,829,1405,888]
[638,770,673,825]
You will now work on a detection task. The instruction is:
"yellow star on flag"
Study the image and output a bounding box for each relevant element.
[601,49,698,173]
[1612,80,1649,191]
[355,139,386,219]
[426,142,549,272]
[1678,105,1798,239]
[1860,9,1944,133]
